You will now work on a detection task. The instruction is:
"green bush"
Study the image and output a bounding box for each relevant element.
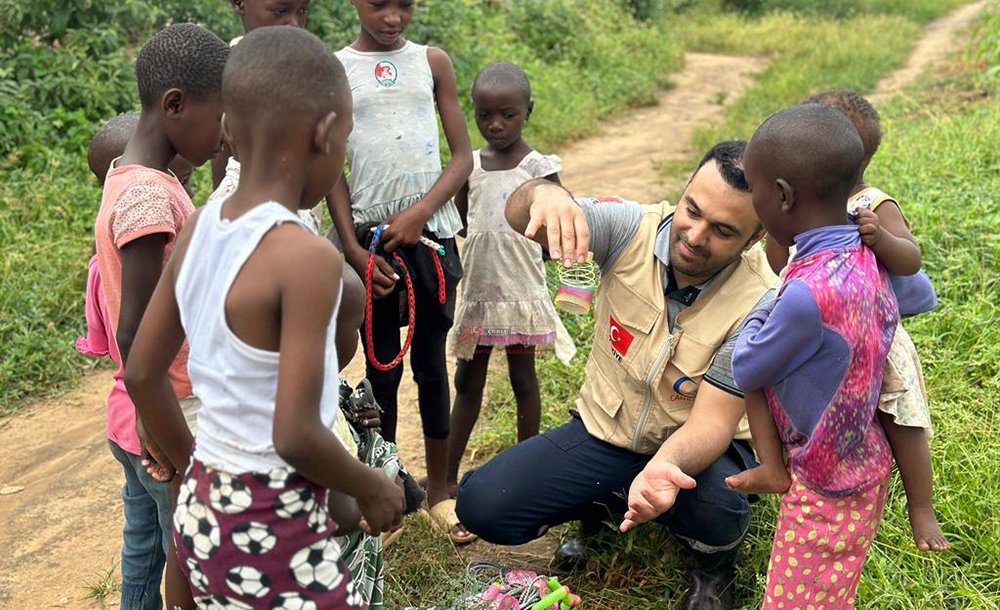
[508,0,587,63]
[0,1,681,409]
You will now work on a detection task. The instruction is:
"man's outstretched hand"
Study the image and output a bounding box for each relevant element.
[619,461,696,532]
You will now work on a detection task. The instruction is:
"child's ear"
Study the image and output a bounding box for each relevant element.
[526,99,534,121]
[313,111,338,155]
[776,178,795,214]
[162,88,185,119]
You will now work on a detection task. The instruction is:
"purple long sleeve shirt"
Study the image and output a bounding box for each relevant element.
[733,225,903,496]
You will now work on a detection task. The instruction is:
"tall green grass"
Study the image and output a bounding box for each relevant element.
[858,75,1000,607]
[680,11,922,152]
[721,0,967,21]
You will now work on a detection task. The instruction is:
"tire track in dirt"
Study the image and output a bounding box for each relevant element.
[869,0,989,105]
[0,3,986,605]
[558,53,766,203]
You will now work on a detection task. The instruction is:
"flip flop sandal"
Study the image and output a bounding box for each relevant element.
[421,498,478,545]
[380,526,405,549]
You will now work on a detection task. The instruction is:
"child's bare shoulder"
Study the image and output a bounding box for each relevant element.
[426,46,455,72]
[262,224,343,282]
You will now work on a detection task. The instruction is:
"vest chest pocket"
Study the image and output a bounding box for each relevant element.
[581,358,625,421]
[601,278,661,376]
[669,333,722,393]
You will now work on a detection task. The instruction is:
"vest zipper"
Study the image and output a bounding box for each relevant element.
[631,333,675,453]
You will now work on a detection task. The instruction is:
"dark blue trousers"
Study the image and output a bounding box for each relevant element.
[456,412,757,555]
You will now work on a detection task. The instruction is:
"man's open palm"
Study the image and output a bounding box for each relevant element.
[619,462,696,532]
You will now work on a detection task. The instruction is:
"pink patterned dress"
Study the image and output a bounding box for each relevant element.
[734,225,900,609]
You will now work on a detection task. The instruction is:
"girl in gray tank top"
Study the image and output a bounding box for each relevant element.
[328,1,477,546]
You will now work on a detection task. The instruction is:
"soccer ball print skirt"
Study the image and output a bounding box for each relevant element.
[174,458,366,609]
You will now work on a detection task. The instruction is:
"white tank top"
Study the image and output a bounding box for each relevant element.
[176,198,342,473]
[335,40,463,238]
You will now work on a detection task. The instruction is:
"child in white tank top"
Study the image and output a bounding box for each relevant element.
[124,28,404,608]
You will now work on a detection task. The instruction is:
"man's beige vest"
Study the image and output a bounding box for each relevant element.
[576,202,777,454]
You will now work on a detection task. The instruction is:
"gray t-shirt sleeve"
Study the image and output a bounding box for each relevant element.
[703,289,777,398]
[576,197,643,274]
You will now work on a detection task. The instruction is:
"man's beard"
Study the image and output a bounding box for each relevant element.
[669,228,741,281]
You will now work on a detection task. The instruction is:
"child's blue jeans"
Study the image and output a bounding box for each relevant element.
[108,440,172,610]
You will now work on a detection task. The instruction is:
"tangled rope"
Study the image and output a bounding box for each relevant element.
[363,225,448,371]
[364,224,416,372]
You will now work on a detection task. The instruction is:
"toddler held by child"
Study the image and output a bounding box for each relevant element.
[730,90,947,553]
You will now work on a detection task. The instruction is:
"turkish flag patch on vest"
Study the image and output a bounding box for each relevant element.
[609,315,634,357]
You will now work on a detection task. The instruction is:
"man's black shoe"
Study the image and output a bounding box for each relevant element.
[681,568,733,610]
[553,536,589,571]
[552,510,610,571]
[679,547,737,610]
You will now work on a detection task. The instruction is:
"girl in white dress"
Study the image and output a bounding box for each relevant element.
[448,62,574,496]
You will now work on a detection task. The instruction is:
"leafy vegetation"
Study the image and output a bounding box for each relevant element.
[0,0,680,409]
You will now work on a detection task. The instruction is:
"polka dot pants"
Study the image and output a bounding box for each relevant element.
[763,476,889,610]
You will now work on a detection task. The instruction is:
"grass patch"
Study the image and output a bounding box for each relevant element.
[446,6,999,610]
[679,10,923,152]
[84,560,121,605]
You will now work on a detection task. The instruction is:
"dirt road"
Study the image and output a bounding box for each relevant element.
[0,3,985,606]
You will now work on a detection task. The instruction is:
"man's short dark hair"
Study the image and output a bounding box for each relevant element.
[695,140,749,193]
[473,61,532,102]
[135,23,229,109]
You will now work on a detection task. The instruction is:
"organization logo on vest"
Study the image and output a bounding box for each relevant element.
[671,376,697,401]
[374,61,398,87]
[609,315,634,362]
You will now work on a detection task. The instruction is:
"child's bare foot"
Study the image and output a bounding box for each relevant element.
[725,465,791,495]
[909,505,949,552]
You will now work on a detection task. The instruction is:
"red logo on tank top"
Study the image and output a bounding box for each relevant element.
[609,316,634,358]
[374,61,398,87]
